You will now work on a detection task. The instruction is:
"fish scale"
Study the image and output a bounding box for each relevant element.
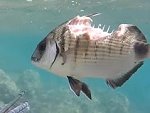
[63,31,133,63]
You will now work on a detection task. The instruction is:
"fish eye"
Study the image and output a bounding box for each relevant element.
[38,40,46,51]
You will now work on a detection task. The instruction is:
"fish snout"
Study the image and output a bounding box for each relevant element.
[31,38,47,63]
[31,55,39,62]
[31,49,41,62]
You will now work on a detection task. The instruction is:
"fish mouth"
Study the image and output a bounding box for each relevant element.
[31,56,39,62]
[31,56,39,66]
[31,47,44,63]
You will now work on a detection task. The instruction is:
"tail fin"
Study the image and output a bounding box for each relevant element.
[134,42,150,60]
[147,44,150,58]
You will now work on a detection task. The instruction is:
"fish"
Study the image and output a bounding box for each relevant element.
[31,13,150,99]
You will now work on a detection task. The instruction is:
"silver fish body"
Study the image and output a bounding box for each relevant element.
[31,14,150,99]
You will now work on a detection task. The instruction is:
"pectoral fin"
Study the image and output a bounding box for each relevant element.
[67,76,92,99]
[81,82,92,99]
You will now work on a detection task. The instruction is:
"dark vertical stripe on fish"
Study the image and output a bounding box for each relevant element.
[120,36,126,55]
[84,41,89,63]
[68,31,72,51]
[74,37,80,62]
[108,36,113,54]
[60,27,67,53]
[94,41,97,62]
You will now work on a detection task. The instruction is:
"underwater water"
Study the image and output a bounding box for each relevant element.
[0,0,150,113]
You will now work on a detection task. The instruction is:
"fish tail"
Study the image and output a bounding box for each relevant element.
[147,44,150,58]
[134,41,150,60]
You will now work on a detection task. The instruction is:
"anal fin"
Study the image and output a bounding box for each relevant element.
[67,76,92,99]
[106,61,144,89]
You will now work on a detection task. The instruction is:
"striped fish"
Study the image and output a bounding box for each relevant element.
[31,13,150,99]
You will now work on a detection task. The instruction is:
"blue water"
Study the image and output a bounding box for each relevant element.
[0,0,150,113]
